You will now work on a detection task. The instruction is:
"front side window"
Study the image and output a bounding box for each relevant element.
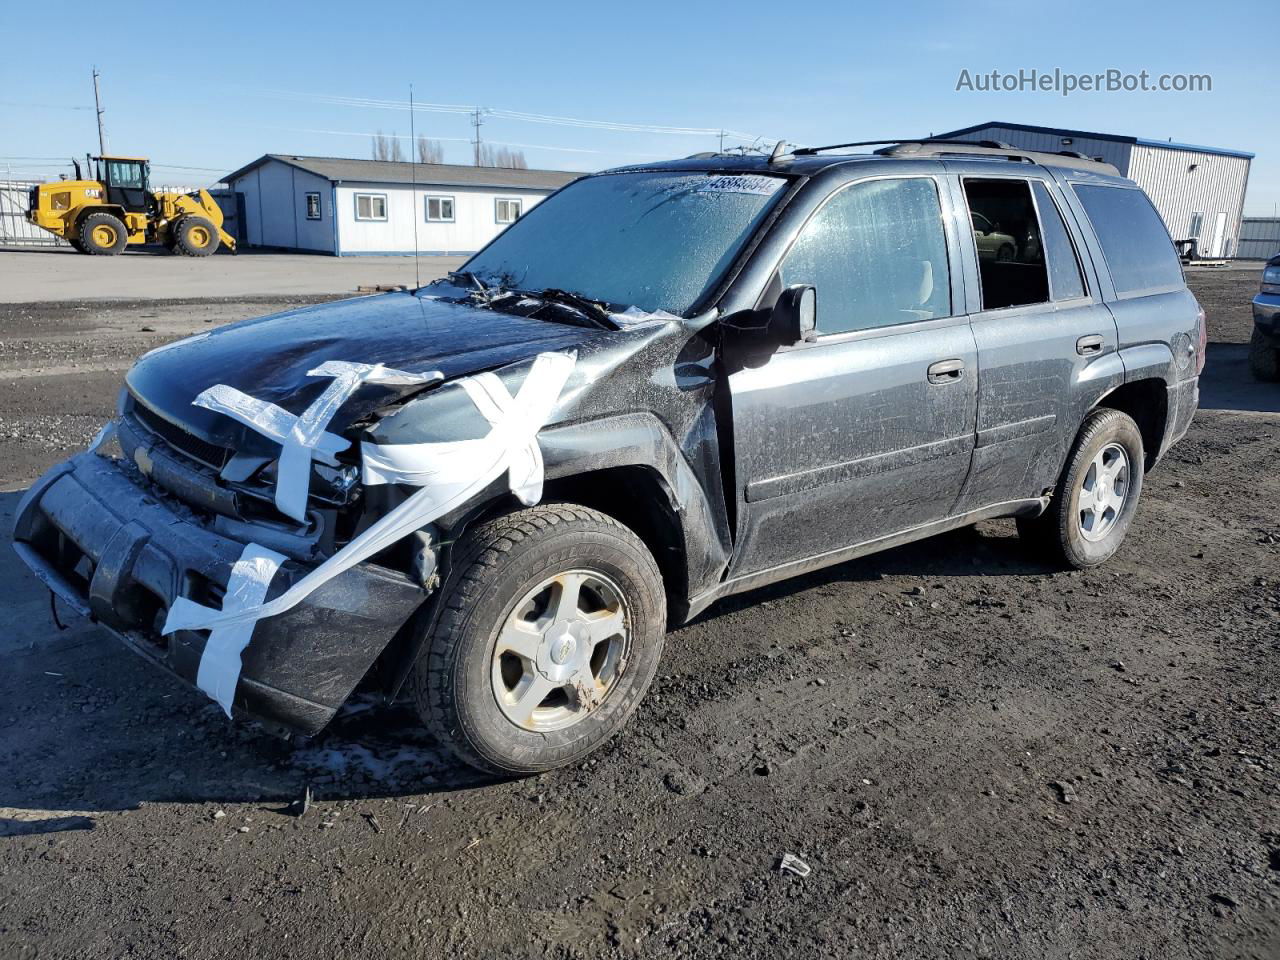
[107,161,144,189]
[779,177,951,335]
[355,193,387,221]
[1032,181,1086,301]
[963,178,1050,310]
[305,192,321,220]
[426,196,455,222]
[1073,184,1183,296]
[495,198,522,224]
[459,171,787,315]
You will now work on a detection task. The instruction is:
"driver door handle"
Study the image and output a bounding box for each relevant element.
[927,358,965,384]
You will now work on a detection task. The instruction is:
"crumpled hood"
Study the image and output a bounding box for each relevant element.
[125,291,602,445]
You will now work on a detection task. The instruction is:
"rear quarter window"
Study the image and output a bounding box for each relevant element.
[1072,184,1183,297]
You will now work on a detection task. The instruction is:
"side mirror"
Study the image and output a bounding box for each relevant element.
[772,284,817,344]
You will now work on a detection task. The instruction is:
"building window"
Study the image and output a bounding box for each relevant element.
[495,198,522,224]
[1188,212,1203,238]
[305,192,321,220]
[426,196,455,222]
[355,193,387,221]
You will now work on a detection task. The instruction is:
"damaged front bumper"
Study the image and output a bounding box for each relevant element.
[12,451,425,736]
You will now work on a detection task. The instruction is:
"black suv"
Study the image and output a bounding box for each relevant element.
[1251,253,1280,380]
[13,140,1203,775]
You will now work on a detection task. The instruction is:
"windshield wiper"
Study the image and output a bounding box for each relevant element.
[445,270,490,293]
[525,288,618,329]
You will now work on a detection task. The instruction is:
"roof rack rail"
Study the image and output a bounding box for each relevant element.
[875,140,1119,174]
[791,138,1012,156]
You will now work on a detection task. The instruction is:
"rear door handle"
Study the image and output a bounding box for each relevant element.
[927,358,964,384]
[1076,334,1104,356]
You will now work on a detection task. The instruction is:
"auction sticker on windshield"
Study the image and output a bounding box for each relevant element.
[696,175,785,196]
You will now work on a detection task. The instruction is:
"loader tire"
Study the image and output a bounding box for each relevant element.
[79,213,128,256]
[69,238,86,254]
[174,217,220,257]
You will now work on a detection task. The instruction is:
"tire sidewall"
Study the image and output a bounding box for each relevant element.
[1250,327,1280,381]
[1058,412,1144,566]
[176,217,219,257]
[434,519,665,774]
[81,213,127,255]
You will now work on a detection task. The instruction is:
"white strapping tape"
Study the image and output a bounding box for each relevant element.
[194,543,287,717]
[89,419,117,454]
[162,351,574,702]
[192,362,443,523]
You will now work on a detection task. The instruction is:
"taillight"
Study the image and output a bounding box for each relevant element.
[1195,303,1207,376]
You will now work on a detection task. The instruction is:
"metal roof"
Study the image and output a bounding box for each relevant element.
[935,122,1255,160]
[224,154,583,190]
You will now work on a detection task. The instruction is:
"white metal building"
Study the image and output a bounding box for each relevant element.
[223,155,581,256]
[936,122,1254,258]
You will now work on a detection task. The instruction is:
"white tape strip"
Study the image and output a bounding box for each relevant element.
[163,351,574,641]
[193,362,443,523]
[194,543,287,717]
[88,419,117,454]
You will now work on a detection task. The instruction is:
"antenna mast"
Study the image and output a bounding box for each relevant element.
[92,67,108,155]
[409,83,422,290]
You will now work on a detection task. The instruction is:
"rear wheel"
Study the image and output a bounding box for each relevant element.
[996,243,1016,262]
[173,216,220,257]
[412,503,666,776]
[79,212,128,256]
[1017,408,1145,568]
[1250,326,1280,381]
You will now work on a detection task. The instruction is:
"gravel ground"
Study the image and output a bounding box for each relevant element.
[0,269,1276,959]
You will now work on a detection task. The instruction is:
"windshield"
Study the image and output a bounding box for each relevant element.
[458,171,788,315]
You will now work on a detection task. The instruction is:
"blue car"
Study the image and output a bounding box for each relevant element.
[1252,254,1280,380]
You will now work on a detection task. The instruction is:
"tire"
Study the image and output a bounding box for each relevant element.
[173,216,220,257]
[1250,326,1280,382]
[996,244,1016,262]
[1017,408,1145,569]
[69,238,86,254]
[412,503,666,776]
[79,212,128,256]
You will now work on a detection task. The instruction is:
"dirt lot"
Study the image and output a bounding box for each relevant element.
[0,268,1276,960]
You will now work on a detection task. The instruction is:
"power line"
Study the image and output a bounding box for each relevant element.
[0,100,92,111]
[265,88,767,141]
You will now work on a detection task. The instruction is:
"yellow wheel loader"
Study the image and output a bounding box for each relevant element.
[26,156,236,257]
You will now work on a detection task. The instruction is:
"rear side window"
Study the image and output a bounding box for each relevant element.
[780,177,951,335]
[1032,182,1086,301]
[1073,184,1183,296]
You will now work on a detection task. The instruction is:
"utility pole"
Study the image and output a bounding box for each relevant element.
[719,130,725,153]
[92,66,108,155]
[471,107,484,166]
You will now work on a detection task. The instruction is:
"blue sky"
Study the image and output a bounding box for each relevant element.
[2,0,1273,213]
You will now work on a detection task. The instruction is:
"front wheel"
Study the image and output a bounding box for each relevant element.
[412,504,666,776]
[1017,408,1145,568]
[173,216,220,257]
